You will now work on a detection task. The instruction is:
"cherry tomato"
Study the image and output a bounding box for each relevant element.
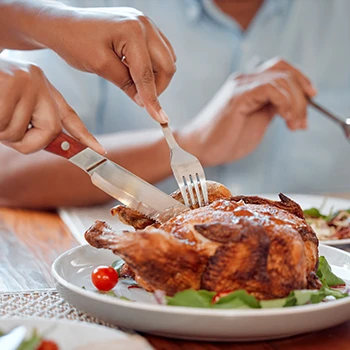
[37,340,59,350]
[91,265,119,291]
[212,290,233,304]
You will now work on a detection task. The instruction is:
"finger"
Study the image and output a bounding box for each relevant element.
[246,80,308,132]
[237,70,306,130]
[0,88,36,142]
[277,75,308,130]
[268,81,300,131]
[243,80,292,121]
[90,51,139,106]
[278,61,317,97]
[145,16,177,62]
[0,83,21,135]
[159,31,177,62]
[267,59,317,97]
[8,80,63,153]
[148,33,177,96]
[2,127,58,154]
[48,82,106,155]
[4,107,61,154]
[124,40,169,123]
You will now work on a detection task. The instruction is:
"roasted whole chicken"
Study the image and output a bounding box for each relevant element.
[85,181,321,300]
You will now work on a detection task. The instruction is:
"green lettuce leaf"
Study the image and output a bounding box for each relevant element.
[317,256,345,287]
[111,259,125,275]
[303,208,326,219]
[295,286,348,304]
[260,287,348,309]
[260,297,289,308]
[303,206,350,222]
[167,290,215,308]
[294,289,322,305]
[213,290,260,309]
[319,286,349,300]
[17,329,42,350]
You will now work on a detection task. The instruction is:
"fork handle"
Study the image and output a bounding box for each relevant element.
[160,123,179,149]
[308,99,346,126]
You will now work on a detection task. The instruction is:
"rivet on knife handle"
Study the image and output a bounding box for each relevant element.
[45,131,87,159]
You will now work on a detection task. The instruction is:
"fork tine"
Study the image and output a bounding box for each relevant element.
[192,174,203,207]
[161,122,208,208]
[179,179,191,207]
[198,174,209,205]
[184,175,197,207]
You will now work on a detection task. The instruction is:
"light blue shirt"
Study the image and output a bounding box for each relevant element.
[5,0,350,195]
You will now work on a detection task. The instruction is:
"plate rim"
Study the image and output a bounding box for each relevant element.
[319,238,350,245]
[52,244,350,317]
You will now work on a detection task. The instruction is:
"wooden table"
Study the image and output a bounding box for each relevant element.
[1,207,350,350]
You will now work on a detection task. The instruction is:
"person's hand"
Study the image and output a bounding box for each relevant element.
[38,6,176,123]
[177,58,317,167]
[0,57,105,154]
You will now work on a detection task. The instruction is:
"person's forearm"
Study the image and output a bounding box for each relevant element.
[102,129,173,184]
[0,129,173,209]
[0,0,71,51]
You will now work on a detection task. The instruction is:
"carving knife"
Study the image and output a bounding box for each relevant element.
[45,132,188,223]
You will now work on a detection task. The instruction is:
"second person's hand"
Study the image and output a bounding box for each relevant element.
[177,58,317,167]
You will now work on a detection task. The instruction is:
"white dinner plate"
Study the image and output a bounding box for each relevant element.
[52,244,350,342]
[259,194,350,246]
[0,317,153,349]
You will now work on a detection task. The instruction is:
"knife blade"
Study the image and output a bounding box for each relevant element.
[45,132,188,223]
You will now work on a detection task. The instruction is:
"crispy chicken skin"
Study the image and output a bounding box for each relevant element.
[110,180,231,230]
[85,181,321,299]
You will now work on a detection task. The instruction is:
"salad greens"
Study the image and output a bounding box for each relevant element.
[317,256,345,287]
[303,207,328,219]
[166,256,348,309]
[167,290,216,308]
[303,207,350,222]
[303,206,350,240]
[167,289,261,309]
[111,259,125,275]
[259,286,347,309]
[213,290,260,309]
[17,330,42,350]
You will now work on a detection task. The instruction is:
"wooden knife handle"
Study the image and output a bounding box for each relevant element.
[45,131,87,159]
